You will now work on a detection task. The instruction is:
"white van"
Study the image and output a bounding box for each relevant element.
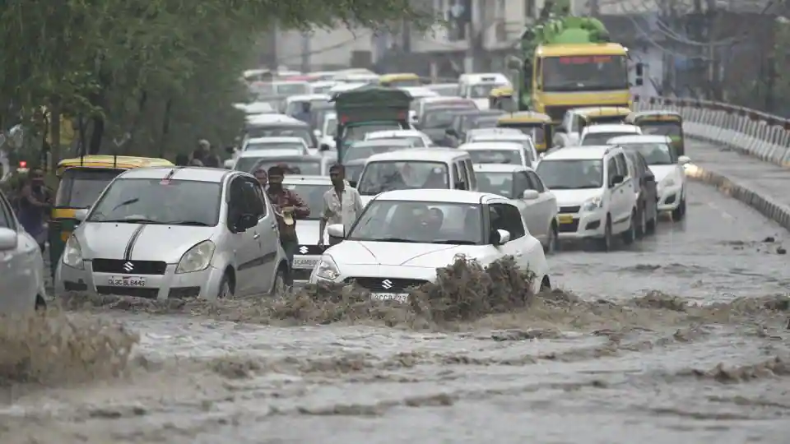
[355,148,477,205]
[458,73,511,110]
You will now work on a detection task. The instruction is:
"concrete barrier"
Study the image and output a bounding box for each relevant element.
[684,164,790,231]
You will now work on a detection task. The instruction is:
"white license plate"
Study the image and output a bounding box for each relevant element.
[107,276,147,287]
[292,258,318,269]
[371,293,409,302]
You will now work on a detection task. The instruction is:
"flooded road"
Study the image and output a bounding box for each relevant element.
[1,142,789,443]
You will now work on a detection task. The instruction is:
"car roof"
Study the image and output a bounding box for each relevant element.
[282,175,333,185]
[350,139,414,148]
[542,145,615,160]
[469,131,529,140]
[238,148,309,158]
[375,189,500,204]
[536,44,626,57]
[366,129,423,138]
[473,163,532,173]
[285,94,330,102]
[365,148,469,162]
[245,136,306,144]
[399,87,438,97]
[118,166,233,183]
[420,96,471,104]
[246,114,305,126]
[426,83,458,88]
[608,135,672,144]
[460,141,524,151]
[583,124,640,133]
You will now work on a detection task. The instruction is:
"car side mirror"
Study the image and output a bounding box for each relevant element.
[236,213,257,232]
[644,173,655,183]
[348,180,357,188]
[554,127,566,133]
[609,175,624,187]
[319,144,330,152]
[327,223,345,239]
[74,209,89,221]
[492,229,511,245]
[522,189,539,200]
[678,155,691,165]
[0,228,19,251]
[223,159,235,169]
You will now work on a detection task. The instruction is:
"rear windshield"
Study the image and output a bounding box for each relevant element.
[55,168,122,208]
[246,124,315,147]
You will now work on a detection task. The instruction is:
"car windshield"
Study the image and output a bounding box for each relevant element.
[474,171,514,198]
[55,168,123,208]
[343,144,410,163]
[87,179,221,226]
[582,132,630,145]
[357,161,449,195]
[283,183,332,220]
[246,125,313,147]
[241,159,322,175]
[536,159,603,189]
[244,142,303,152]
[429,86,459,96]
[345,164,364,182]
[640,122,682,137]
[324,116,337,137]
[421,107,472,128]
[348,200,484,245]
[620,143,675,165]
[500,125,545,144]
[469,84,503,98]
[467,149,521,165]
[470,116,500,129]
[285,99,330,117]
[343,123,401,142]
[275,83,309,95]
[587,116,626,125]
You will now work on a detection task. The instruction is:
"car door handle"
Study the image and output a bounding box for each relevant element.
[270,223,277,230]
[253,233,260,240]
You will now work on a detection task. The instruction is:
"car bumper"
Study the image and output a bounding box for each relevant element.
[657,185,683,211]
[308,264,438,301]
[556,209,607,240]
[291,254,320,283]
[55,260,225,301]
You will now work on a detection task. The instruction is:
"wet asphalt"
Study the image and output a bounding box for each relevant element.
[1,140,788,444]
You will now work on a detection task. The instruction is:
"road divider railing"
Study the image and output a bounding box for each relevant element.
[633,96,790,168]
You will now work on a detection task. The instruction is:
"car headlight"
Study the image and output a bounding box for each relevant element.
[176,240,215,274]
[62,235,83,269]
[581,196,603,212]
[315,255,341,281]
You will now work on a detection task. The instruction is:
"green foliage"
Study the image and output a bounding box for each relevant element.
[0,0,432,161]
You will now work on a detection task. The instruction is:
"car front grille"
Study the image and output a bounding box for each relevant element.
[345,277,429,293]
[558,206,581,214]
[558,220,580,233]
[295,245,327,255]
[92,259,167,275]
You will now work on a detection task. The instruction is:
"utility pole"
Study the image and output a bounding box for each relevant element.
[705,0,719,100]
[692,0,704,97]
[590,0,599,16]
[300,32,310,73]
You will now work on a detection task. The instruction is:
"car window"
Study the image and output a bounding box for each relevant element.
[241,177,265,218]
[615,153,628,177]
[489,203,525,240]
[514,172,531,195]
[464,160,476,189]
[452,162,460,187]
[606,157,618,181]
[527,172,545,192]
[0,192,17,230]
[456,161,469,190]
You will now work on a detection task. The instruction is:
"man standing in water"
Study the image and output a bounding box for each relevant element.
[266,166,309,286]
[17,169,52,252]
[319,164,364,246]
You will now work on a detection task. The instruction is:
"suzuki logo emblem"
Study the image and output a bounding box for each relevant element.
[381,279,393,289]
[299,246,308,254]
[122,261,134,272]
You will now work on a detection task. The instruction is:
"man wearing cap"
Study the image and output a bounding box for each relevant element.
[319,164,363,246]
[266,165,310,286]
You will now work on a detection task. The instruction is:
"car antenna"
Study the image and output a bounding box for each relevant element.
[160,168,177,184]
[113,152,118,169]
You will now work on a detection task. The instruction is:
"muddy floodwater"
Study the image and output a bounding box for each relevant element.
[1,164,789,443]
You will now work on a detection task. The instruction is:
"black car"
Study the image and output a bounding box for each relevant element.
[444,109,506,147]
[623,150,658,237]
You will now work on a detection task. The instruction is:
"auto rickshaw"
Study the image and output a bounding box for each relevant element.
[625,110,685,156]
[574,106,632,126]
[489,86,515,111]
[48,155,173,275]
[379,73,421,87]
[496,111,553,152]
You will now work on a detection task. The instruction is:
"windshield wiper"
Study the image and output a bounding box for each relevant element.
[165,220,212,226]
[97,217,162,224]
[373,237,418,243]
[431,240,478,245]
[111,198,139,211]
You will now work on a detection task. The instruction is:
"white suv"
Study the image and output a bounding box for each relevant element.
[535,145,637,251]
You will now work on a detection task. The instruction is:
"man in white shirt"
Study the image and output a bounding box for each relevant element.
[319,164,364,246]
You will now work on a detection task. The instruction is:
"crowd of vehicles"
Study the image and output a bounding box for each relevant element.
[1,64,691,312]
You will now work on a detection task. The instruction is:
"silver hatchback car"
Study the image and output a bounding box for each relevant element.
[55,167,288,300]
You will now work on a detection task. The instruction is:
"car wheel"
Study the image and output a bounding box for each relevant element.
[672,198,686,221]
[622,210,636,245]
[598,216,613,252]
[544,223,558,254]
[646,202,657,234]
[636,205,647,238]
[217,273,233,299]
[270,265,287,296]
[35,295,46,312]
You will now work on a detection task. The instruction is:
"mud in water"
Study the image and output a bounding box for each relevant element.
[2,255,790,443]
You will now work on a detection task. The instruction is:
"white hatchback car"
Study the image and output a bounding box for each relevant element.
[0,190,47,313]
[608,135,690,220]
[579,124,642,146]
[536,146,638,251]
[310,189,551,300]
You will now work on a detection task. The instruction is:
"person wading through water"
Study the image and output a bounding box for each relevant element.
[16,169,52,252]
[319,164,363,246]
[266,165,309,287]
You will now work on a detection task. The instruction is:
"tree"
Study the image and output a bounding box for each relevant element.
[0,0,432,166]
